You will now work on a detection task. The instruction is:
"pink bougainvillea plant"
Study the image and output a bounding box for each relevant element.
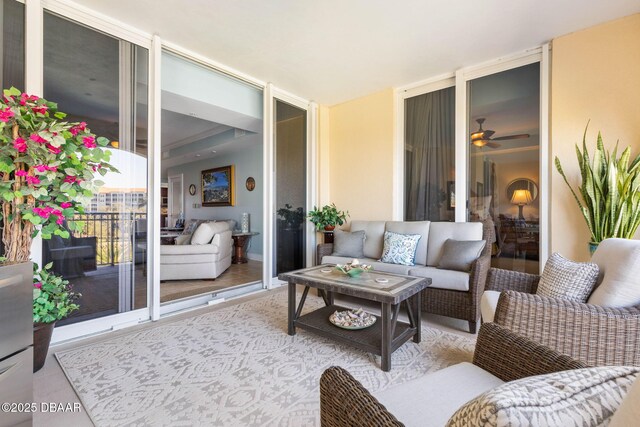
[0,87,117,263]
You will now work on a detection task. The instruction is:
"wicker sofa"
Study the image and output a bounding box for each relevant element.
[482,238,640,366]
[320,323,589,427]
[317,220,495,333]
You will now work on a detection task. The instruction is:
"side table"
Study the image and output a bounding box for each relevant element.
[231,232,259,264]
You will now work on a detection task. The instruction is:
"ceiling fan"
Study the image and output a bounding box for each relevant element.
[470,118,530,148]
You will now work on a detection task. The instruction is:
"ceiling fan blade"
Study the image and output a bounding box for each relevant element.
[486,142,502,149]
[492,133,530,141]
[483,130,495,138]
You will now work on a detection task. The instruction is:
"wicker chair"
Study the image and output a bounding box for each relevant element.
[485,268,640,366]
[317,220,495,334]
[319,323,587,427]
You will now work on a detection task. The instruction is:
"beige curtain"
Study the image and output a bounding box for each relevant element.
[405,87,455,221]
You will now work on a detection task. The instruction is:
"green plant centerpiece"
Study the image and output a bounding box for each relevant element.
[555,125,640,253]
[0,87,117,371]
[307,203,349,231]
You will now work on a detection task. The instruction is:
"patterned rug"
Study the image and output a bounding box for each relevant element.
[57,289,475,426]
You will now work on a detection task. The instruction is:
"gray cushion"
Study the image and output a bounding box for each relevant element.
[374,362,504,427]
[437,239,486,272]
[446,366,640,427]
[427,222,483,266]
[350,220,386,259]
[588,238,640,307]
[480,290,501,323]
[331,229,365,258]
[379,231,422,266]
[385,221,430,265]
[409,266,470,291]
[536,253,599,303]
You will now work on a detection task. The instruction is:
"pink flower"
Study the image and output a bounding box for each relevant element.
[25,176,40,185]
[82,136,96,148]
[13,137,27,153]
[33,207,53,219]
[46,144,61,154]
[60,202,72,208]
[15,170,27,177]
[19,93,39,106]
[63,175,81,184]
[31,105,48,115]
[0,107,14,122]
[70,122,87,136]
[33,164,57,173]
[34,282,42,289]
[29,134,47,144]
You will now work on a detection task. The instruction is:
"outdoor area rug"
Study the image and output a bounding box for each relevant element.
[56,289,476,426]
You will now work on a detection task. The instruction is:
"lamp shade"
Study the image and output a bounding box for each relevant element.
[511,189,532,205]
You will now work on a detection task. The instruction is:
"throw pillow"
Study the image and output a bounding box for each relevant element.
[379,231,421,266]
[536,252,599,303]
[190,222,216,245]
[331,229,366,258]
[437,239,486,272]
[446,366,640,427]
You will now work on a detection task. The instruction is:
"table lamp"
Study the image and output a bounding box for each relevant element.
[511,189,532,220]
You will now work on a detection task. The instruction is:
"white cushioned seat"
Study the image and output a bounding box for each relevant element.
[409,266,470,291]
[480,290,501,323]
[373,362,504,427]
[427,222,483,266]
[160,244,221,255]
[588,238,640,307]
[385,221,431,265]
[350,220,386,259]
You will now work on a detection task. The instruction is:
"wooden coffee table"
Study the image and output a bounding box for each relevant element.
[278,265,431,371]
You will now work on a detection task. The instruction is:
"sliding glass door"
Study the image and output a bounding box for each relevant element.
[273,99,307,274]
[404,86,455,221]
[467,63,541,273]
[42,11,149,325]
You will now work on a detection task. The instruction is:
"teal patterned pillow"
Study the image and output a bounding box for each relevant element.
[379,231,421,266]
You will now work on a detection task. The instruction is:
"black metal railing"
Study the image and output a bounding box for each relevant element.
[71,212,147,267]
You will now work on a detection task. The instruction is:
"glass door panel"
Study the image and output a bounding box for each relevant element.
[467,63,540,273]
[42,12,149,325]
[404,86,455,221]
[274,100,307,274]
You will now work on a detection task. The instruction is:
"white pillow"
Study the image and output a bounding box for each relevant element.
[191,222,216,245]
[588,238,640,307]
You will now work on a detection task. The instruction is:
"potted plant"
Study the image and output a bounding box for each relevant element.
[307,203,349,231]
[32,263,80,371]
[0,87,116,370]
[555,125,640,254]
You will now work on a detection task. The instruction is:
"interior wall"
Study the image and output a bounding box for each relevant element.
[551,13,640,261]
[166,135,264,256]
[327,88,395,222]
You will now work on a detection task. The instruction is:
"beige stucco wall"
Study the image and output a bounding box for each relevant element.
[324,88,395,222]
[551,13,640,261]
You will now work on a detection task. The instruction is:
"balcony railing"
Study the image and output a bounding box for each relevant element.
[71,212,147,267]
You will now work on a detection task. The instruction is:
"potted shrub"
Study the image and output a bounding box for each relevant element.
[277,203,305,230]
[555,125,640,254]
[0,87,116,370]
[307,203,349,231]
[32,263,80,371]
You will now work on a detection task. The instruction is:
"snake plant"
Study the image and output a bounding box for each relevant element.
[555,126,640,244]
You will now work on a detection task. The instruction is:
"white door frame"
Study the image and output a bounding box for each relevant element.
[394,46,550,272]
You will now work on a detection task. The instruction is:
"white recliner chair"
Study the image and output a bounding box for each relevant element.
[160,221,234,281]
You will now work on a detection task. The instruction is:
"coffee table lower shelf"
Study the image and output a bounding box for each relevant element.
[295,304,416,356]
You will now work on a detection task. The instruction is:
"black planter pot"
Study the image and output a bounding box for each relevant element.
[33,321,55,372]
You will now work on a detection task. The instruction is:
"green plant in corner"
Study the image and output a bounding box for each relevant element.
[555,125,640,247]
[33,262,80,324]
[307,203,349,231]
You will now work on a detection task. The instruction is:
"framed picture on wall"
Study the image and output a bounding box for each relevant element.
[201,165,235,206]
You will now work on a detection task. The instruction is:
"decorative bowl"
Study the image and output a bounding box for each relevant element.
[335,262,372,277]
[329,308,376,330]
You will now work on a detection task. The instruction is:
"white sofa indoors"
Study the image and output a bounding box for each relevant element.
[317,219,494,333]
[160,220,234,281]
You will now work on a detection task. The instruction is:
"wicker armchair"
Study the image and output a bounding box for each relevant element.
[486,267,640,366]
[317,220,495,334]
[320,323,587,427]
